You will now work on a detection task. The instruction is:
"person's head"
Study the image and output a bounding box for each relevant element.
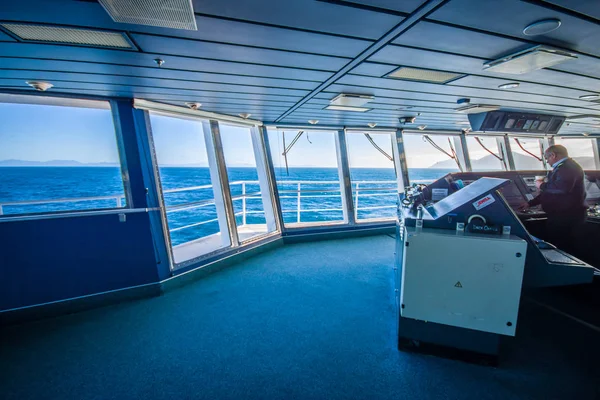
[544,144,569,165]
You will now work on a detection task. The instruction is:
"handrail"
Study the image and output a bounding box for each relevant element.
[0,179,400,232]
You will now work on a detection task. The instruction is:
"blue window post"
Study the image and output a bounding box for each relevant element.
[111,99,172,280]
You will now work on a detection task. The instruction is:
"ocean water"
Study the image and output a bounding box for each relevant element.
[0,166,456,245]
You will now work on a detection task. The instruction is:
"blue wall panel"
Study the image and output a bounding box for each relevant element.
[0,212,159,311]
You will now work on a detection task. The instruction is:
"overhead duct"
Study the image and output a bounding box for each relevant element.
[99,0,198,30]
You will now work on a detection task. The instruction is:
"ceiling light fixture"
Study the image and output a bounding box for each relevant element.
[154,58,165,67]
[308,119,319,125]
[368,122,378,128]
[325,105,371,112]
[387,66,465,84]
[418,125,427,130]
[239,113,251,119]
[579,94,600,101]
[455,104,501,114]
[523,19,562,36]
[498,82,520,89]
[185,102,201,110]
[583,132,591,136]
[26,81,53,91]
[329,93,374,107]
[483,45,577,74]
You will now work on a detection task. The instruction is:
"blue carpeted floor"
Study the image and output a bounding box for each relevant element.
[1,235,598,399]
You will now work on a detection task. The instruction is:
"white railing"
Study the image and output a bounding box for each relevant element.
[0,180,399,234]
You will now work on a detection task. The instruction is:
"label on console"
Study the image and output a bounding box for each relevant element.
[472,194,495,210]
[431,188,448,201]
[525,193,534,201]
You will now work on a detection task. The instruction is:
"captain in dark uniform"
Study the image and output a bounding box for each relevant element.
[520,144,587,253]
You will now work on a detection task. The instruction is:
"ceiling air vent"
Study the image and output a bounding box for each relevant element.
[386,67,465,84]
[99,0,197,30]
[0,23,134,49]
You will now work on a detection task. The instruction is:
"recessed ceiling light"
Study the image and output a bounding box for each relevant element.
[368,122,377,128]
[498,82,520,89]
[579,94,600,101]
[325,105,371,112]
[185,102,201,110]
[26,81,53,91]
[239,113,251,119]
[523,19,561,36]
[483,45,577,74]
[418,125,427,130]
[0,23,134,49]
[583,132,591,136]
[154,58,165,67]
[308,119,319,125]
[387,66,465,84]
[456,104,501,114]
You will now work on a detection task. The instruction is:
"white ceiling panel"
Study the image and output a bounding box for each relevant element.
[130,34,350,71]
[393,21,528,59]
[191,0,402,39]
[543,0,600,20]
[428,0,600,58]
[368,44,600,93]
[0,43,334,82]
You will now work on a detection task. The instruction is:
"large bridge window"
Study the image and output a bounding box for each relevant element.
[0,95,126,217]
[403,133,460,184]
[511,137,545,170]
[346,131,397,221]
[466,136,504,171]
[553,138,598,169]
[150,113,228,265]
[219,123,276,242]
[268,129,344,226]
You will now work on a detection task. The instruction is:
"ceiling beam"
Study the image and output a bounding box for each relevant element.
[274,0,449,122]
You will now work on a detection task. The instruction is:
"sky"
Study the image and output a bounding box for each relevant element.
[1,102,596,168]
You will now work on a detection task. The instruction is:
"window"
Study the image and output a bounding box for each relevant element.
[268,129,344,226]
[511,137,545,170]
[466,136,504,171]
[402,133,460,184]
[150,113,228,264]
[346,131,398,221]
[219,123,276,242]
[0,96,126,216]
[553,138,597,169]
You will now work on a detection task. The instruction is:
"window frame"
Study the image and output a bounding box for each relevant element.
[0,94,132,220]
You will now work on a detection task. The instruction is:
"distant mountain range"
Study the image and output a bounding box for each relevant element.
[430,153,597,170]
[0,159,120,167]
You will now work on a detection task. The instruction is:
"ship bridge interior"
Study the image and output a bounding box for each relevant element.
[1,0,600,399]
